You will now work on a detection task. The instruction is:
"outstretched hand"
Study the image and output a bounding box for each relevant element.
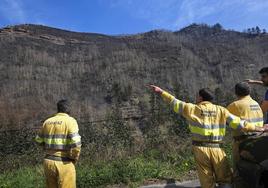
[255,126,265,132]
[149,85,163,94]
[255,124,268,132]
[244,79,255,84]
[244,79,263,85]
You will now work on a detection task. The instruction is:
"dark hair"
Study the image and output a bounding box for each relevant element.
[57,99,70,113]
[259,67,268,74]
[199,88,214,101]
[235,82,250,97]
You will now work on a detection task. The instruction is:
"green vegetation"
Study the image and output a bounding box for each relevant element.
[0,150,196,188]
[0,166,44,188]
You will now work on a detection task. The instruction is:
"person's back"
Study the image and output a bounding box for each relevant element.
[40,113,81,159]
[182,101,239,142]
[228,96,263,137]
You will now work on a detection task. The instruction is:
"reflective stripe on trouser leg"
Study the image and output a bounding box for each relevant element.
[43,159,76,188]
[192,146,232,188]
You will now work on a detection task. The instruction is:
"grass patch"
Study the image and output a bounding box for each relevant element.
[0,150,195,188]
[0,166,44,188]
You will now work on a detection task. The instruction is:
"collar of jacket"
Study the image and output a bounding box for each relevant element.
[198,101,212,105]
[56,113,69,116]
[239,95,251,100]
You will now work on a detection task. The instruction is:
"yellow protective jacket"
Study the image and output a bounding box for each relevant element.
[161,91,255,143]
[35,113,81,161]
[227,95,263,137]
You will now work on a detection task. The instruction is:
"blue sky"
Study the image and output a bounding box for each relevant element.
[0,0,268,35]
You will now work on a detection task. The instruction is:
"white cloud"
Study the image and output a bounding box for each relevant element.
[174,0,268,29]
[0,0,26,23]
[106,0,268,31]
[174,0,225,29]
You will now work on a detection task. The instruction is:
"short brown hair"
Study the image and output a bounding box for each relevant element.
[235,82,250,97]
[57,99,70,113]
[199,88,214,101]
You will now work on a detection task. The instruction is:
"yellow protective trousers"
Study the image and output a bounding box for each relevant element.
[43,159,76,188]
[192,146,232,188]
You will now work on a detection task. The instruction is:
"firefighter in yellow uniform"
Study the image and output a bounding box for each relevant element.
[227,82,263,188]
[149,85,264,188]
[35,99,81,188]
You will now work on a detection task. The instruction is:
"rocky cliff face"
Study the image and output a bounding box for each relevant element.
[0,24,267,129]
